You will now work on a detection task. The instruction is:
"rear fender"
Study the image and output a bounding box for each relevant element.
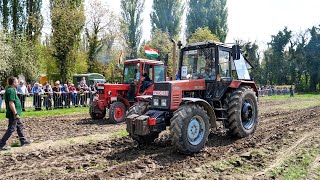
[181,98,217,129]
[229,80,258,96]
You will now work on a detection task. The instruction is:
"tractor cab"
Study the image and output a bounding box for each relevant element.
[123,59,165,99]
[179,41,254,100]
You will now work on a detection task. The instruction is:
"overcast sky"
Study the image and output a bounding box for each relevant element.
[43,0,320,50]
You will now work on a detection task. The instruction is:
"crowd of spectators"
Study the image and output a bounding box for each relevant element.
[258,85,295,97]
[0,77,98,111]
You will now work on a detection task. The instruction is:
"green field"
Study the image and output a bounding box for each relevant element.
[260,94,320,100]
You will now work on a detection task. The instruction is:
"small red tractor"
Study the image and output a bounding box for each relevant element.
[90,59,166,123]
[126,41,259,154]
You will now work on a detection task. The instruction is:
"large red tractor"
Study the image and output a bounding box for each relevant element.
[126,41,259,154]
[90,59,165,123]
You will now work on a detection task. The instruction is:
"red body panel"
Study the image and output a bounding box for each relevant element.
[94,59,165,111]
[98,84,130,108]
[168,79,206,110]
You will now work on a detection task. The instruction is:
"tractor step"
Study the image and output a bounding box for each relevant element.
[214,108,227,111]
[217,117,228,121]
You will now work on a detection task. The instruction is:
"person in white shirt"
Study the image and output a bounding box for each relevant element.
[17,80,29,111]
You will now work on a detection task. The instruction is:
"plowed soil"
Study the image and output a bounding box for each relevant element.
[1,97,320,179]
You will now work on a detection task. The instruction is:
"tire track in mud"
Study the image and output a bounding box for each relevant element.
[1,103,320,179]
[306,155,320,179]
[0,113,125,146]
[103,106,320,179]
[254,130,319,177]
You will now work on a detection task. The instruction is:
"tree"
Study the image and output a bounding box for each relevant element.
[50,0,85,83]
[11,0,25,34]
[0,33,14,79]
[9,35,38,80]
[305,26,320,92]
[286,31,308,91]
[150,0,184,38]
[266,27,292,85]
[188,27,220,43]
[120,0,145,58]
[0,0,10,31]
[26,0,43,42]
[85,0,119,72]
[187,0,228,42]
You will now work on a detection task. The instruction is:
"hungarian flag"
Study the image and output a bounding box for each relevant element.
[118,50,123,67]
[145,47,159,59]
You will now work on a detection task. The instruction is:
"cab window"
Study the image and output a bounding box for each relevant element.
[219,50,230,77]
[154,65,165,82]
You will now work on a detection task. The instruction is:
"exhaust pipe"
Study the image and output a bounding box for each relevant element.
[171,39,177,81]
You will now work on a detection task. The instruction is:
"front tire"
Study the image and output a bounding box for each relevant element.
[90,103,106,120]
[224,86,258,137]
[109,101,127,124]
[170,104,210,154]
[127,101,150,116]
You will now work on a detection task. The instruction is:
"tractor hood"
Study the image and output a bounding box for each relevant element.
[152,79,206,110]
[99,83,130,91]
[153,79,206,92]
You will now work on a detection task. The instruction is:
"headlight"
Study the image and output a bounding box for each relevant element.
[161,99,167,106]
[108,90,112,96]
[153,98,159,106]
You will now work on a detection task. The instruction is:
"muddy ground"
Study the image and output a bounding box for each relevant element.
[1,97,320,179]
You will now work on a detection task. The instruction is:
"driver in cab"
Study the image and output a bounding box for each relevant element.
[140,71,152,92]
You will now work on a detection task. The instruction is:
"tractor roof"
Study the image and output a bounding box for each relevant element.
[125,59,164,65]
[183,41,233,50]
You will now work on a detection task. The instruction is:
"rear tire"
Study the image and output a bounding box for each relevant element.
[127,101,150,116]
[109,101,127,124]
[170,104,210,154]
[131,132,160,145]
[224,86,258,137]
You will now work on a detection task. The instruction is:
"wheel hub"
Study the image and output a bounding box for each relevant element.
[241,100,255,130]
[187,116,205,146]
[242,102,253,120]
[114,107,124,120]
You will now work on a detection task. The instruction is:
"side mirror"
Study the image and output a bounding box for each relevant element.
[232,45,241,60]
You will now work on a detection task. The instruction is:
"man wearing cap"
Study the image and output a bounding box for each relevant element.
[0,77,31,150]
[17,80,29,111]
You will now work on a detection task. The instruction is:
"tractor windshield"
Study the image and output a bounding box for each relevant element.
[123,64,139,83]
[180,47,215,80]
[154,65,165,82]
